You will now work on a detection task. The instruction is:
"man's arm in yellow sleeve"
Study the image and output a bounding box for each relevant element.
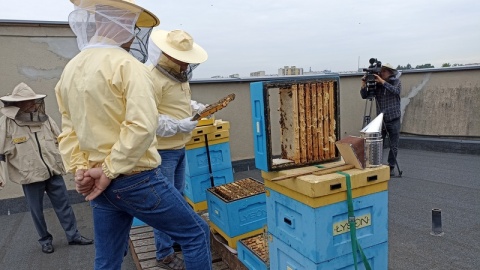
[56,93,89,174]
[102,64,158,178]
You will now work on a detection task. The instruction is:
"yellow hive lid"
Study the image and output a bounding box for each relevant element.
[213,119,230,131]
[263,162,390,198]
[197,116,215,127]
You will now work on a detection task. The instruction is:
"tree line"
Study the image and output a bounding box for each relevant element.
[396,63,465,70]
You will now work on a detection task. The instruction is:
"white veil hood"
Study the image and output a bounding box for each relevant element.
[68,3,139,51]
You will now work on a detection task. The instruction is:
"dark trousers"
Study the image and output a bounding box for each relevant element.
[382,118,401,168]
[22,175,80,245]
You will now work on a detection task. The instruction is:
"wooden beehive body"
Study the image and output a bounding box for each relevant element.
[184,120,234,211]
[237,233,270,270]
[206,178,267,242]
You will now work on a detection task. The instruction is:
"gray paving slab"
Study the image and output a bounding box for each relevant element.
[388,149,480,270]
[0,148,479,269]
[0,202,135,270]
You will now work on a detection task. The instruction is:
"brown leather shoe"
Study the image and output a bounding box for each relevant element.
[156,253,185,270]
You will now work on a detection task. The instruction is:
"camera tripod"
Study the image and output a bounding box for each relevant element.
[363,97,403,178]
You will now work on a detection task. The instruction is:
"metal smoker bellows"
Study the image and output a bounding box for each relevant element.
[360,113,384,167]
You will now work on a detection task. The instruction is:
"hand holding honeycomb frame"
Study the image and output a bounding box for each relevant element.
[191,93,235,121]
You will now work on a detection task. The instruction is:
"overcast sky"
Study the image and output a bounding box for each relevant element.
[1,0,479,79]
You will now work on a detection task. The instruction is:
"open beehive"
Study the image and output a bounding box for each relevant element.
[206,178,267,239]
[209,178,265,202]
[240,233,269,263]
[251,76,340,171]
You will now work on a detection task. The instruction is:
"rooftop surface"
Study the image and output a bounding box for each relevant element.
[1,147,479,269]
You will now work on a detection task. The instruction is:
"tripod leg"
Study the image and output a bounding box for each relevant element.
[362,99,373,128]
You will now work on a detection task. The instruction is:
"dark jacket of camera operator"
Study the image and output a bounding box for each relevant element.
[360,63,401,176]
[360,65,401,122]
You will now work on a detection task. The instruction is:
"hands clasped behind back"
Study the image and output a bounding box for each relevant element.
[75,168,112,201]
[75,169,92,194]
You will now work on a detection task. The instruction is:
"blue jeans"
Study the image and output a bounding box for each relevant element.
[90,167,211,270]
[153,148,186,260]
[382,117,401,168]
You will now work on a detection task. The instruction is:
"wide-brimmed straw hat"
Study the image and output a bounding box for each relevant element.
[70,0,159,27]
[151,29,208,64]
[0,83,46,102]
[381,63,398,75]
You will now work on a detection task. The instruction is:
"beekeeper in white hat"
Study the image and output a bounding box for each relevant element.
[0,82,93,254]
[55,1,212,269]
[146,29,211,270]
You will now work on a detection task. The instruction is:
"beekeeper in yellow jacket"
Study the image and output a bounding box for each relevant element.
[54,1,212,269]
[147,29,209,269]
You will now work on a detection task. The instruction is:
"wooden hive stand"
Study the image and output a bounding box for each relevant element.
[129,225,248,269]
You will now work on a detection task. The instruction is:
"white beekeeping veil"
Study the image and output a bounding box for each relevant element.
[69,3,139,50]
[68,0,160,63]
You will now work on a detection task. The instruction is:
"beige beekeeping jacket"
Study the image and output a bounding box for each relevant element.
[149,56,193,150]
[55,47,161,179]
[0,108,66,187]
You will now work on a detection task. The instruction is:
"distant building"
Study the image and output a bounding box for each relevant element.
[304,69,332,75]
[250,71,266,77]
[229,74,240,78]
[278,66,303,76]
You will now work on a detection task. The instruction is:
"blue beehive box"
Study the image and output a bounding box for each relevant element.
[250,75,341,172]
[184,166,234,204]
[206,178,267,238]
[185,141,232,176]
[267,188,388,263]
[269,234,388,270]
[237,234,269,270]
[132,217,146,227]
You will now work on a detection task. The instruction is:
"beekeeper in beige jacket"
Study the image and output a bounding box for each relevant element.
[0,82,93,254]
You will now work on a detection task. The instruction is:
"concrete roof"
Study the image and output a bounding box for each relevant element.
[1,147,479,269]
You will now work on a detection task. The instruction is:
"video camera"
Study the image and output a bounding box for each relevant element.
[362,58,382,99]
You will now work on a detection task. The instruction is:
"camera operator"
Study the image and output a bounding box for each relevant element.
[360,63,402,176]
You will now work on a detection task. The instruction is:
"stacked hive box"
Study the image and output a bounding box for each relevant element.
[184,119,234,211]
[237,232,270,270]
[130,119,232,226]
[262,163,390,269]
[206,178,267,249]
[247,76,390,269]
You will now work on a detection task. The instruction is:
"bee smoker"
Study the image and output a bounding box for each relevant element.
[360,113,384,167]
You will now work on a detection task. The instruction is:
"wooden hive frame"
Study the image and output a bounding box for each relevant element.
[277,79,339,168]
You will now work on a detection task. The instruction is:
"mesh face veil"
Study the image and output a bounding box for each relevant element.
[147,38,199,83]
[68,2,151,62]
[129,26,152,63]
[14,99,48,123]
[155,60,199,83]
